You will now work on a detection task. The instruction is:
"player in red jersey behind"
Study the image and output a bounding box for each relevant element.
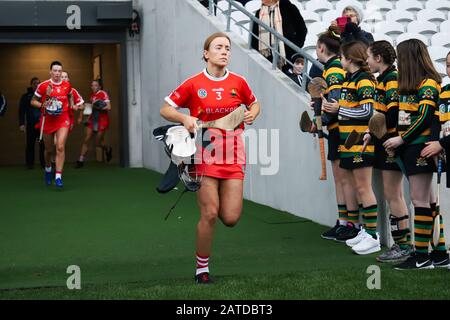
[75,80,113,168]
[160,32,261,284]
[31,61,75,188]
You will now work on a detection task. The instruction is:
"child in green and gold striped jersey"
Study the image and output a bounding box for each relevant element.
[366,41,413,263]
[322,41,381,255]
[384,39,445,270]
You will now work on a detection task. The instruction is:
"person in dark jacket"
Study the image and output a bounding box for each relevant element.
[286,53,304,87]
[251,0,307,71]
[332,5,374,45]
[19,77,45,169]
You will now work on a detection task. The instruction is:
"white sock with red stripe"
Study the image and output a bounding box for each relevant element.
[196,253,209,276]
[55,171,62,180]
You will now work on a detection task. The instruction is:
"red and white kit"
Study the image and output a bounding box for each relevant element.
[69,88,84,131]
[34,79,72,135]
[165,69,257,180]
[87,90,110,132]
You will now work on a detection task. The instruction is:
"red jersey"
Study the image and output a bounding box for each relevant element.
[165,69,257,180]
[34,79,72,134]
[71,88,84,107]
[87,90,111,132]
[35,79,72,113]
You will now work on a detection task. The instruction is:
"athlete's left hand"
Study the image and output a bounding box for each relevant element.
[244,109,257,125]
[383,136,404,149]
[420,141,443,158]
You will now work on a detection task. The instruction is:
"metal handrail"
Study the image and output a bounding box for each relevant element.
[207,0,324,92]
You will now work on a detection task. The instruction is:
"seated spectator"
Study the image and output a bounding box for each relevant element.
[286,53,304,87]
[331,5,374,45]
[251,0,307,71]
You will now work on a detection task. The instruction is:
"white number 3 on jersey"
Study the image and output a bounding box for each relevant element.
[216,92,222,100]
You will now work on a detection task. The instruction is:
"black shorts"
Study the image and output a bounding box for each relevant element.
[373,139,401,171]
[327,127,340,161]
[397,143,436,177]
[339,153,374,170]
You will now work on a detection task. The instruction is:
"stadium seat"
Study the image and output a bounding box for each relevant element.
[395,32,428,45]
[374,21,405,36]
[434,63,447,77]
[303,33,318,51]
[428,46,449,64]
[306,0,333,14]
[416,9,446,26]
[385,10,415,27]
[231,11,250,25]
[244,0,261,14]
[407,21,438,38]
[440,20,450,34]
[359,23,373,34]
[303,11,321,26]
[217,1,233,15]
[322,10,340,25]
[363,11,384,24]
[426,0,450,15]
[431,33,450,48]
[396,0,423,15]
[373,33,394,45]
[366,0,393,16]
[307,22,329,37]
[374,21,404,39]
[296,0,310,10]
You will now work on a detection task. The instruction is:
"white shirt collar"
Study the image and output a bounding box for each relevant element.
[203,68,229,82]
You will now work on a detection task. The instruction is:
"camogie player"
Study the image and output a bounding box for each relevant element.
[323,41,380,255]
[308,27,359,242]
[160,32,260,284]
[31,61,73,188]
[420,50,450,268]
[384,39,446,270]
[75,80,112,168]
[61,71,84,132]
[366,41,413,263]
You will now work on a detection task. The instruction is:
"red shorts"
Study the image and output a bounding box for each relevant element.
[195,163,245,180]
[87,113,109,132]
[195,128,246,180]
[35,112,71,135]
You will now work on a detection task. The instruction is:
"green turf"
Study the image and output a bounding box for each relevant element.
[1,165,450,300]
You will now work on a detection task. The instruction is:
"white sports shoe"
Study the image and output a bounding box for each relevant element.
[352,232,381,255]
[346,228,367,248]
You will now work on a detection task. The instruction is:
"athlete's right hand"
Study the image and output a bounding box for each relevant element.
[183,115,199,133]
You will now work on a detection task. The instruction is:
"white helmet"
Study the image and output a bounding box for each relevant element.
[165,126,197,166]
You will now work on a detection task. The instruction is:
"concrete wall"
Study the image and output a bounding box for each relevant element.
[137,0,450,246]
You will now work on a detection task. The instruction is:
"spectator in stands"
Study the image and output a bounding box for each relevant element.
[307,5,374,88]
[331,5,374,45]
[19,77,45,169]
[286,53,304,87]
[251,0,307,71]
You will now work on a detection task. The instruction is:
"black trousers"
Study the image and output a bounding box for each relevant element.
[26,123,45,168]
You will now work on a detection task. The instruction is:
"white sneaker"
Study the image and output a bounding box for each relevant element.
[346,228,367,248]
[352,232,381,255]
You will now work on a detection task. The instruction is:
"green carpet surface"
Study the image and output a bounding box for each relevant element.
[0,165,449,299]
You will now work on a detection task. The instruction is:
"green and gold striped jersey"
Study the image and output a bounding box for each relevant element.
[322,56,346,130]
[338,70,376,156]
[374,66,399,135]
[398,79,441,145]
[439,83,450,138]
